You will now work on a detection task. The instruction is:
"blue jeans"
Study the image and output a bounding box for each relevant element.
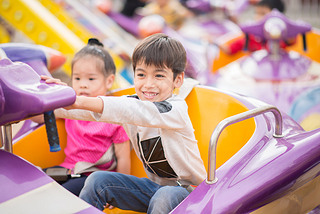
[79,171,189,214]
[62,176,87,196]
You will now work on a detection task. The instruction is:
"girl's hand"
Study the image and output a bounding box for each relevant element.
[40,75,67,86]
[104,203,115,210]
[41,75,74,110]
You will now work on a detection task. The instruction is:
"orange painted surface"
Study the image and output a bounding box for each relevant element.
[13,119,67,169]
[286,30,320,63]
[186,87,255,170]
[211,35,247,73]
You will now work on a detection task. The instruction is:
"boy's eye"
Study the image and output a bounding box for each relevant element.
[137,73,145,77]
[74,77,80,81]
[155,74,164,78]
[89,78,95,81]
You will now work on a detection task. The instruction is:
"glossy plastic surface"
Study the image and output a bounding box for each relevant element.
[0,58,76,126]
[0,42,66,75]
[0,149,103,213]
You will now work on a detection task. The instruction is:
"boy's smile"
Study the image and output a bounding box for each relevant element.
[134,61,184,102]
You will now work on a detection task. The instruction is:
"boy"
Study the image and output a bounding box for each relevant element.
[46,33,206,213]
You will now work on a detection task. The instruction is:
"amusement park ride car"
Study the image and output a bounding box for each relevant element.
[0,37,320,213]
[213,10,320,131]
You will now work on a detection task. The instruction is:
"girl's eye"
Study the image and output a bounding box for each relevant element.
[89,78,95,81]
[74,77,80,81]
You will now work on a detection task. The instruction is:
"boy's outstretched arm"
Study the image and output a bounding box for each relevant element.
[72,96,104,114]
[41,75,104,113]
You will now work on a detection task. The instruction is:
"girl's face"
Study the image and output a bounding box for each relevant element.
[134,61,184,102]
[72,56,114,97]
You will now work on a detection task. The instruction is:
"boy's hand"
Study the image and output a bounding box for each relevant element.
[40,75,67,86]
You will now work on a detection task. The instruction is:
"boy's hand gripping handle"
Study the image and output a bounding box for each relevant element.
[44,111,61,152]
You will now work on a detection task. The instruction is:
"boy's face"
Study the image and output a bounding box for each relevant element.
[254,5,272,20]
[72,56,114,97]
[134,61,184,102]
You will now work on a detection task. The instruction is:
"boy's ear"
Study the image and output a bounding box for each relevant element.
[174,72,184,88]
[105,74,115,89]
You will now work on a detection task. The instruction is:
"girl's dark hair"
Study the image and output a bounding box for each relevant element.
[72,38,116,76]
[88,38,104,47]
[257,0,285,13]
[132,33,186,79]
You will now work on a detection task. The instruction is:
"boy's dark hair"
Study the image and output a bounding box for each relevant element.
[72,38,116,76]
[132,33,186,79]
[257,0,285,13]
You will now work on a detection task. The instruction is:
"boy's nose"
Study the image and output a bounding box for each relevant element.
[144,77,155,87]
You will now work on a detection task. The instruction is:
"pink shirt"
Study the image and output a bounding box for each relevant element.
[60,119,129,171]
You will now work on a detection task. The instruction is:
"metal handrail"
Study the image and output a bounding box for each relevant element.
[0,124,13,153]
[206,105,283,184]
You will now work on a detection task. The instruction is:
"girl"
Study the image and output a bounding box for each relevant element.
[41,38,131,196]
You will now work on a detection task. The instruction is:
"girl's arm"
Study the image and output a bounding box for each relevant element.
[114,140,131,174]
[30,114,44,124]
